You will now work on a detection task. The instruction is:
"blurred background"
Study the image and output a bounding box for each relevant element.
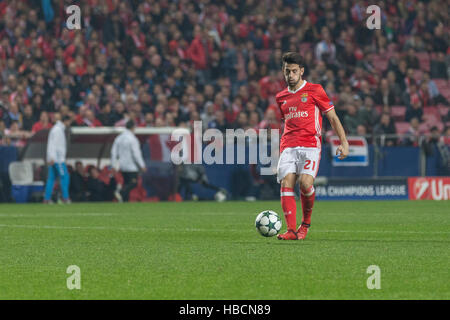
[0,0,448,203]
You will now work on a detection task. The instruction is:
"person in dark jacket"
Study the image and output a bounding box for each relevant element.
[86,166,116,202]
[70,161,86,202]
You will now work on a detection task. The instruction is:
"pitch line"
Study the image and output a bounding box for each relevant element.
[0,213,117,218]
[0,224,448,235]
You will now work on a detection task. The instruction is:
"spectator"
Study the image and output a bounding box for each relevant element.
[86,166,116,202]
[356,125,370,142]
[70,161,87,202]
[423,73,449,106]
[405,48,420,70]
[443,127,450,146]
[201,102,216,130]
[233,111,249,130]
[259,106,281,130]
[386,71,403,101]
[405,99,424,122]
[0,120,6,144]
[315,26,336,64]
[358,96,380,132]
[402,117,423,147]
[0,0,446,202]
[4,120,31,147]
[3,101,22,128]
[373,113,397,146]
[423,126,450,175]
[374,78,396,107]
[208,109,228,133]
[343,104,361,135]
[31,111,52,133]
[21,104,36,132]
[97,104,114,126]
[259,70,284,102]
[76,109,103,127]
[430,52,448,79]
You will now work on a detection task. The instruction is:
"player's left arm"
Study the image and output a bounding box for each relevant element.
[313,84,349,160]
[325,109,349,160]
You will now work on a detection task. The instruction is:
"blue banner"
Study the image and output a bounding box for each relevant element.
[315,178,409,200]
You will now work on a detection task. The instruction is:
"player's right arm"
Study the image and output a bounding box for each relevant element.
[325,109,349,160]
[275,93,285,121]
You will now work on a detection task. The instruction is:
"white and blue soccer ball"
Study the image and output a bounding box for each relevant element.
[255,210,282,237]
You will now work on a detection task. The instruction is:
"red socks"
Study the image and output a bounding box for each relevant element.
[281,185,315,230]
[300,185,315,225]
[280,187,297,230]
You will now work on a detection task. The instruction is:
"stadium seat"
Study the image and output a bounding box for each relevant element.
[437,104,449,117]
[421,121,445,133]
[423,106,441,122]
[433,80,450,102]
[394,122,410,134]
[441,88,450,102]
[390,106,407,121]
[433,79,449,92]
[419,122,430,133]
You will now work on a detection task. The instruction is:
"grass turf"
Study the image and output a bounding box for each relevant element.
[0,200,448,300]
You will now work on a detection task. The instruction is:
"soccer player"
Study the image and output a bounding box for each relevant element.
[44,115,72,204]
[275,52,349,240]
[110,120,146,202]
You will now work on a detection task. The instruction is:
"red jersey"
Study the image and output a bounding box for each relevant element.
[276,81,334,152]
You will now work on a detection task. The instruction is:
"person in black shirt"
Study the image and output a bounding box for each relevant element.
[373,113,398,146]
[86,166,116,202]
[21,104,36,132]
[70,161,86,202]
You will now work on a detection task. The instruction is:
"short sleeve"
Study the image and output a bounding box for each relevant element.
[313,85,335,113]
[275,96,285,120]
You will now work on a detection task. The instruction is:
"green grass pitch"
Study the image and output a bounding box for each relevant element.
[0,200,448,300]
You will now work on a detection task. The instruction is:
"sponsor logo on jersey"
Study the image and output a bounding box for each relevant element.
[285,111,308,120]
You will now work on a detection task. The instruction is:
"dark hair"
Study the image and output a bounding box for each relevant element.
[62,115,71,122]
[282,52,305,68]
[88,166,97,175]
[126,119,135,129]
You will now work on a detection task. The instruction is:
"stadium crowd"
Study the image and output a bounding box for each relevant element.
[0,0,449,148]
[0,0,449,202]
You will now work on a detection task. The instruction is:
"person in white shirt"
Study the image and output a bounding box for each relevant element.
[110,120,146,202]
[44,116,72,203]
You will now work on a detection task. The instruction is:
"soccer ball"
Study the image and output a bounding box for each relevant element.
[255,210,282,237]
